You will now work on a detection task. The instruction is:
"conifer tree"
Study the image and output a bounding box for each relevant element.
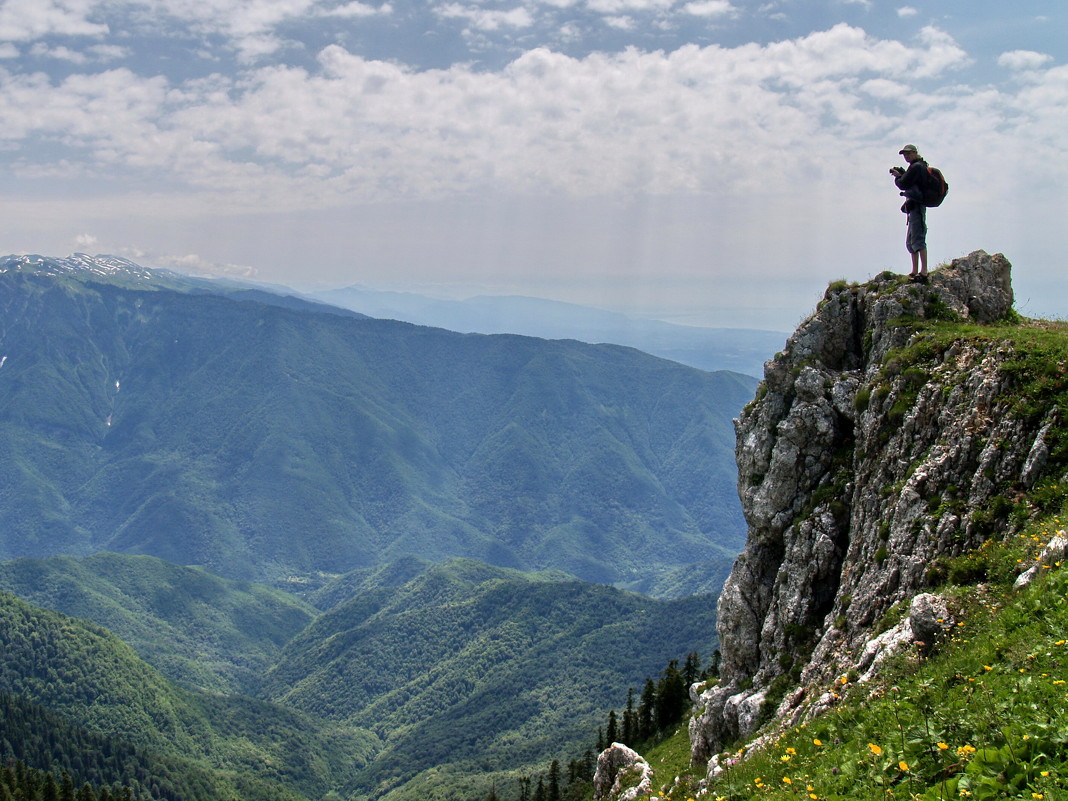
[60,771,76,801]
[637,678,656,741]
[655,659,687,732]
[42,773,60,801]
[621,687,636,745]
[683,652,701,686]
[605,710,618,745]
[547,759,561,801]
[708,649,722,678]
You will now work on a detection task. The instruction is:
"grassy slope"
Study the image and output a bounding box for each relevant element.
[596,316,1068,801]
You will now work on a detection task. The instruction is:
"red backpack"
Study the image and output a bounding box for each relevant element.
[922,165,949,207]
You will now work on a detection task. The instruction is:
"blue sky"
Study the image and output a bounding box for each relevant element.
[0,0,1065,330]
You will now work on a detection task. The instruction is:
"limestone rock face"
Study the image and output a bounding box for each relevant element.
[691,251,1052,766]
[593,743,654,801]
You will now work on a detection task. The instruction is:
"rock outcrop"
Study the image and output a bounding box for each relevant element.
[593,743,654,801]
[691,251,1056,768]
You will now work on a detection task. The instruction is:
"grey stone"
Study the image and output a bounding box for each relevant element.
[692,252,1042,772]
[593,743,654,801]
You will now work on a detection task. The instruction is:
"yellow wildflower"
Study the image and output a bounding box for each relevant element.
[868,743,883,755]
[899,761,909,772]
[937,742,949,750]
[813,738,823,747]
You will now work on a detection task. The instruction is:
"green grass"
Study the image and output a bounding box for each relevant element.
[626,512,1068,801]
[627,315,1068,801]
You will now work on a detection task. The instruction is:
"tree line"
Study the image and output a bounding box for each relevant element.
[0,759,135,801]
[0,693,226,801]
[497,650,719,801]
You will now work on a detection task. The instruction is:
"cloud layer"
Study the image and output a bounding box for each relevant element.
[3,22,1064,210]
[0,0,1065,327]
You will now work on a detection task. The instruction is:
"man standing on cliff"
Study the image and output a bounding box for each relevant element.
[890,144,928,282]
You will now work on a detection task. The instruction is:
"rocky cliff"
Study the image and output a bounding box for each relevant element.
[689,251,1058,772]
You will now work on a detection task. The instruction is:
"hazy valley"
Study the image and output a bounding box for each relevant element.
[0,254,760,800]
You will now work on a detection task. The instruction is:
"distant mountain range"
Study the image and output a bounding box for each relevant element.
[0,253,761,801]
[0,254,756,587]
[311,285,784,377]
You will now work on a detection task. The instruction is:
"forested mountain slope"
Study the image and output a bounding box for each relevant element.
[0,552,316,694]
[0,254,755,586]
[264,559,716,799]
[0,554,717,801]
[0,590,378,801]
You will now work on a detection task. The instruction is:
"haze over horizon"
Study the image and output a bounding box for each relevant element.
[1,0,1064,331]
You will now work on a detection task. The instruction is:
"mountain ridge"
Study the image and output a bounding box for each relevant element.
[311,284,784,377]
[0,255,754,586]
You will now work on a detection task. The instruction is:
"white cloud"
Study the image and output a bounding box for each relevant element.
[896,6,918,17]
[0,0,109,41]
[29,43,90,63]
[154,252,258,278]
[323,1,393,18]
[1,17,1065,329]
[0,24,1063,227]
[998,50,1053,71]
[586,0,674,13]
[435,4,535,31]
[913,25,971,77]
[681,0,734,18]
[89,44,128,60]
[27,42,124,63]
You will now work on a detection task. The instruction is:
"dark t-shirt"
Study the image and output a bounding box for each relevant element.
[895,160,929,199]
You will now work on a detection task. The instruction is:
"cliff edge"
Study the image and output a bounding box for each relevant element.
[689,251,1055,770]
